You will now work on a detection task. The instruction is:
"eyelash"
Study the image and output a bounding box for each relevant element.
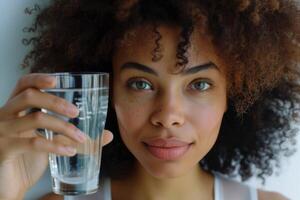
[127,78,213,92]
[127,79,153,91]
[188,79,213,92]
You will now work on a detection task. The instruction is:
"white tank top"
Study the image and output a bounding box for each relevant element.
[65,174,258,200]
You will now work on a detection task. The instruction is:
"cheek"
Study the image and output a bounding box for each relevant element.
[201,107,223,132]
[189,102,224,144]
[115,104,146,131]
[113,90,149,141]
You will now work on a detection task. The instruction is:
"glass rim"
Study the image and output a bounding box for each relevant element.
[45,72,109,77]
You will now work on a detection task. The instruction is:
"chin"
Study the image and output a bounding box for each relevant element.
[137,158,193,179]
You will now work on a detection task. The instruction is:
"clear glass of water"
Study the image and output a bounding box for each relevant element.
[41,72,109,196]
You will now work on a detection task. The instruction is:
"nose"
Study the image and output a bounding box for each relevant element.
[150,92,185,128]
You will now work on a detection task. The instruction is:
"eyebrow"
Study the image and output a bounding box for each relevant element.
[120,61,219,76]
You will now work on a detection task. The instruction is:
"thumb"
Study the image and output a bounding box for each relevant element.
[102,129,114,146]
[73,130,114,155]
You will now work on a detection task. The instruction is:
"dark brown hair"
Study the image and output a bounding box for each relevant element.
[23,0,300,183]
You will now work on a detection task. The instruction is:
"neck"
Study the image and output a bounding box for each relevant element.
[112,162,214,200]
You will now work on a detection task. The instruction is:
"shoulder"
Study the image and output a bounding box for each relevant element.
[258,189,289,200]
[216,175,289,200]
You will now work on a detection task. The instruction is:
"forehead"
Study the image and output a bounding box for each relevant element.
[113,24,224,73]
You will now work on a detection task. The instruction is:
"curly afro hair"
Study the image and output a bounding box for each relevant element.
[23,0,300,183]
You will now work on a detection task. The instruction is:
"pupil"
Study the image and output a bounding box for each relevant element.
[196,82,203,89]
[137,82,145,88]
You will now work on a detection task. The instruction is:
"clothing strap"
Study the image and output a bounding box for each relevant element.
[103,177,112,200]
[214,175,223,200]
[64,175,257,200]
[215,174,258,200]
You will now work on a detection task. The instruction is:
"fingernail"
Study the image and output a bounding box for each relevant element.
[75,129,87,143]
[60,146,77,156]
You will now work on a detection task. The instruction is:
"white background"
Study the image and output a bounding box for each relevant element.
[0,1,299,199]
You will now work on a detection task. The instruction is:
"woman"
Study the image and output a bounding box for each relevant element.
[0,0,299,199]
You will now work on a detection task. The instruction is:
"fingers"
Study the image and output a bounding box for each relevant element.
[0,137,77,158]
[0,73,115,161]
[0,129,114,158]
[3,88,79,119]
[70,129,113,155]
[0,112,86,143]
[13,130,112,156]
[9,73,56,100]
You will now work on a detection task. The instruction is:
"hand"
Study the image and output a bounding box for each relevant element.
[0,73,113,200]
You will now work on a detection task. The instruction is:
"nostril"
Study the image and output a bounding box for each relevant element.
[152,120,182,128]
[150,109,185,128]
[172,122,180,126]
[154,121,163,127]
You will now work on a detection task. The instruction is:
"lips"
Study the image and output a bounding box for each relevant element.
[143,138,192,160]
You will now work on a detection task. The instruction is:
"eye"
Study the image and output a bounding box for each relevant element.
[189,79,212,92]
[127,79,153,90]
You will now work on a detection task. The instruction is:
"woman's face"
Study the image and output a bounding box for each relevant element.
[112,25,227,178]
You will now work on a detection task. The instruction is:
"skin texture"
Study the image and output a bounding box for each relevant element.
[2,0,299,199]
[111,25,226,200]
[109,25,289,200]
[12,0,300,199]
[42,25,289,200]
[24,0,300,184]
[113,25,227,176]
[0,73,113,200]
[41,190,289,200]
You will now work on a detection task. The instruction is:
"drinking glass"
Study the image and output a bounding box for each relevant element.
[41,72,109,196]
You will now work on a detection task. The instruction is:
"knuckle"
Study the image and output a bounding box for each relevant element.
[17,76,27,88]
[0,107,7,120]
[0,122,5,135]
[0,138,7,151]
[51,97,65,110]
[64,122,75,132]
[22,88,36,102]
[30,137,42,150]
